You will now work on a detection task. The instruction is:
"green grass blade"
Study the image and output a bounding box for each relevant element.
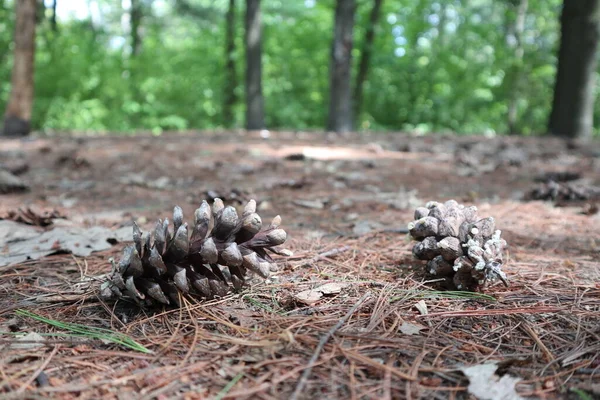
[214,372,244,400]
[14,309,152,354]
[242,295,281,314]
[569,388,594,400]
[390,290,496,303]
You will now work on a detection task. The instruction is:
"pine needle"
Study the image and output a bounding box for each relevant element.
[390,290,496,303]
[14,309,152,354]
[420,290,497,302]
[214,372,244,400]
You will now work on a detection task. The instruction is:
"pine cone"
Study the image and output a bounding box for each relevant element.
[526,180,600,203]
[408,200,508,291]
[100,199,289,306]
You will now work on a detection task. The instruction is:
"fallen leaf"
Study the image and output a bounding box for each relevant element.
[0,221,132,266]
[460,362,524,400]
[10,332,45,350]
[316,282,348,295]
[414,300,428,315]
[399,322,424,335]
[294,289,323,305]
[294,282,349,305]
[0,206,65,227]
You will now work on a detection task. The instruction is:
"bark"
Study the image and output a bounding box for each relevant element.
[223,0,237,126]
[130,0,142,56]
[353,0,383,125]
[548,0,600,139]
[2,0,37,137]
[507,0,528,134]
[50,0,57,32]
[327,0,356,133]
[245,0,265,130]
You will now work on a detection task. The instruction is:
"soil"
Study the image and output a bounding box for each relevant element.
[0,131,599,399]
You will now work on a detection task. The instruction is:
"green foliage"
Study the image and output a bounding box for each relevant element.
[0,0,580,134]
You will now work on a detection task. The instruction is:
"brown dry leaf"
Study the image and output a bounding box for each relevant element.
[460,362,523,400]
[294,282,348,305]
[0,206,66,226]
[294,289,324,305]
[316,282,348,295]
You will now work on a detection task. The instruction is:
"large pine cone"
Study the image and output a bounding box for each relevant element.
[100,199,289,306]
[408,200,508,291]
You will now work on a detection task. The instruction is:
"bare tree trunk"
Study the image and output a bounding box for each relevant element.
[507,0,528,134]
[130,0,142,56]
[2,0,37,137]
[50,0,58,32]
[353,0,383,126]
[327,0,356,133]
[223,0,237,126]
[245,0,264,130]
[548,0,600,139]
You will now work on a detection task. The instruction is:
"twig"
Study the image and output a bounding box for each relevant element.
[406,350,427,400]
[417,306,562,319]
[290,292,370,400]
[382,355,395,400]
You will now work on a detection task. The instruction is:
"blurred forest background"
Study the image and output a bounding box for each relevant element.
[1,0,599,137]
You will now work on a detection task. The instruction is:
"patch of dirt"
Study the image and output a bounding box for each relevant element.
[1,131,599,399]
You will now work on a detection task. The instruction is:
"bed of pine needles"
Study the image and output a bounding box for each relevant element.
[1,132,599,399]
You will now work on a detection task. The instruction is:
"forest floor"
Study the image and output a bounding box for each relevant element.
[0,131,599,399]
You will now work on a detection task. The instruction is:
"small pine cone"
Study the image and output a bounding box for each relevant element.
[100,199,290,307]
[408,200,508,291]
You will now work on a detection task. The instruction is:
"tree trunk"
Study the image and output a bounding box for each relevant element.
[327,0,356,133]
[507,0,528,134]
[2,0,37,137]
[353,0,383,127]
[50,0,57,32]
[130,0,142,56]
[223,0,237,126]
[548,0,600,139]
[245,0,264,130]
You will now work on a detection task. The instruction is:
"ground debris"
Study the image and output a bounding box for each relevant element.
[119,173,170,190]
[0,169,29,194]
[293,198,328,209]
[534,170,581,183]
[0,133,598,399]
[525,180,600,203]
[460,362,523,400]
